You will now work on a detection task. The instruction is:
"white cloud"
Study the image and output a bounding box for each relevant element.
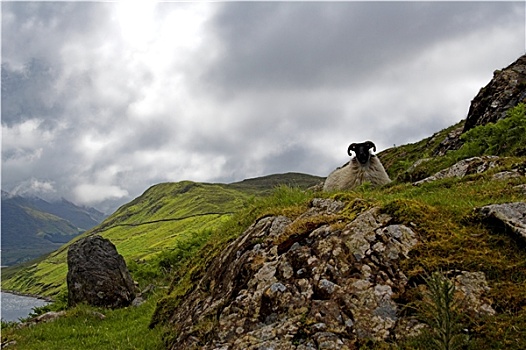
[73,183,129,205]
[10,178,57,198]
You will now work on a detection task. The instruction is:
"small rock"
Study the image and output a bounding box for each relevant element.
[32,311,66,323]
[492,170,521,180]
[414,156,500,185]
[454,271,496,316]
[474,202,526,243]
[132,297,145,307]
[270,282,287,293]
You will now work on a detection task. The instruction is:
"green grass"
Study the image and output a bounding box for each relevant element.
[3,172,526,349]
[1,182,254,297]
[1,296,164,350]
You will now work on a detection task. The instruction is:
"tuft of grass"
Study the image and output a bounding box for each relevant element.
[458,103,526,159]
[389,103,526,184]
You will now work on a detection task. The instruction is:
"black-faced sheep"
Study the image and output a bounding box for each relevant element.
[323,141,391,191]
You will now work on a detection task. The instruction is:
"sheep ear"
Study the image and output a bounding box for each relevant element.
[347,143,356,156]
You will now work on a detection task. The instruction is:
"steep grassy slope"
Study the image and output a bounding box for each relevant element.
[150,106,526,349]
[151,171,526,349]
[1,175,322,297]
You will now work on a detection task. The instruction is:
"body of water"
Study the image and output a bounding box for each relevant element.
[1,291,50,322]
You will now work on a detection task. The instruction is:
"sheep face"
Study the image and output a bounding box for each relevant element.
[348,141,376,165]
[323,140,390,192]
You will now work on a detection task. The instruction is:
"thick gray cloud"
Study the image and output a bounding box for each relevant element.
[1,2,525,213]
[205,2,521,91]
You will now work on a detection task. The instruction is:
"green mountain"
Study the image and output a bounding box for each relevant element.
[1,193,105,266]
[0,173,323,297]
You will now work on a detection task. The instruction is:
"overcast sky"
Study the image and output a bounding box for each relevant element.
[2,1,525,213]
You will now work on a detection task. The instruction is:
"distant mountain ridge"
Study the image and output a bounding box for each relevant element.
[1,193,106,266]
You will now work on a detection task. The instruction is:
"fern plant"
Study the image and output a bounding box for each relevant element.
[458,103,526,158]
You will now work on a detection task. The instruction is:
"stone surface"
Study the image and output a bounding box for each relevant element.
[474,202,526,243]
[414,156,500,185]
[67,235,136,308]
[159,198,500,349]
[394,270,495,340]
[432,54,526,155]
[165,199,421,349]
[453,271,495,317]
[464,54,526,133]
[433,126,465,157]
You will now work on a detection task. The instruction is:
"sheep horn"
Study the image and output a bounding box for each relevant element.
[347,143,357,156]
[367,141,376,153]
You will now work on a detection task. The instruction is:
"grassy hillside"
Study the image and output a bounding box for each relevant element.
[1,175,322,298]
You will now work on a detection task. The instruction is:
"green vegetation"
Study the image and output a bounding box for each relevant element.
[1,296,164,350]
[415,272,468,350]
[1,181,254,297]
[458,103,526,158]
[383,103,526,183]
[150,162,526,349]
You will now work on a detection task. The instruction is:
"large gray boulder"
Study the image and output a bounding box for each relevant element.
[67,235,136,308]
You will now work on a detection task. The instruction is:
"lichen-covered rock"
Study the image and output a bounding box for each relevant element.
[431,53,526,155]
[453,271,495,317]
[474,202,526,243]
[414,156,500,185]
[394,270,495,340]
[434,126,465,156]
[464,54,526,133]
[67,235,136,308]
[164,199,421,349]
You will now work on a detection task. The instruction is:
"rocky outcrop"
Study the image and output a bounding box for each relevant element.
[162,199,494,349]
[464,54,526,133]
[432,54,526,155]
[413,156,501,185]
[474,202,526,244]
[433,125,465,157]
[67,235,136,308]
